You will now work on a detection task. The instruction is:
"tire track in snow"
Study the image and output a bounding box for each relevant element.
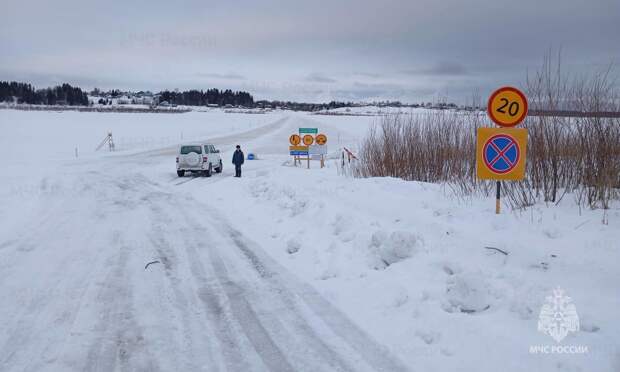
[144,173,403,371]
[141,184,263,371]
[0,216,102,371]
[145,198,223,371]
[176,211,296,372]
[197,205,412,372]
[172,161,274,187]
[84,231,159,372]
[0,198,71,284]
[172,198,370,372]
[177,223,264,371]
[0,171,160,371]
[146,180,305,371]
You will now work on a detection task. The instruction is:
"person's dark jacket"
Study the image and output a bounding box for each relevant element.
[232,149,244,166]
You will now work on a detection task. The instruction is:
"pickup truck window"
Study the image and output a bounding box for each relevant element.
[180,146,202,154]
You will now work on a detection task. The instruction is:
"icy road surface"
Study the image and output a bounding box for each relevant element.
[0,114,408,371]
[1,110,618,372]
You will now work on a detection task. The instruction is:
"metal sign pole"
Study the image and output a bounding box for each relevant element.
[495,181,501,214]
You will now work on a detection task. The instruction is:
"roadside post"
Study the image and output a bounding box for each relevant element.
[478,86,529,214]
[315,134,327,168]
[302,134,314,168]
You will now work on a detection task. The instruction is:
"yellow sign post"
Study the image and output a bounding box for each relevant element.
[480,86,529,214]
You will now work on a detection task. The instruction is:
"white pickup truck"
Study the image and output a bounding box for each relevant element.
[176,143,223,177]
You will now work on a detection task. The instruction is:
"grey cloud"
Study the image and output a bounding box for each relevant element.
[196,72,247,80]
[402,62,469,76]
[304,73,337,83]
[1,0,618,103]
[353,72,384,79]
[340,82,437,101]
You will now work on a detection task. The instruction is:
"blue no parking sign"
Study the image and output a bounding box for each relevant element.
[476,128,527,180]
[483,134,520,174]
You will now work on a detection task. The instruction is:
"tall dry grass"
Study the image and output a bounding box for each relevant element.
[354,54,620,210]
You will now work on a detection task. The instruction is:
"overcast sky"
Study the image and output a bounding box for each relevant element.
[1,0,619,103]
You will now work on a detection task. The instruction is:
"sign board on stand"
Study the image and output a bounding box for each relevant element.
[289,129,327,168]
[479,86,529,214]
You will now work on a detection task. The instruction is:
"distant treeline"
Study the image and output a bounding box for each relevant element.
[159,89,254,107]
[0,81,255,107]
[255,100,356,111]
[0,81,430,111]
[0,81,89,106]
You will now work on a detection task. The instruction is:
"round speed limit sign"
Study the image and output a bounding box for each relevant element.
[302,134,314,146]
[487,87,528,127]
[289,134,301,146]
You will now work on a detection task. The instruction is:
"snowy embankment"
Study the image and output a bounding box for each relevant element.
[184,113,619,371]
[186,156,619,372]
[0,109,618,371]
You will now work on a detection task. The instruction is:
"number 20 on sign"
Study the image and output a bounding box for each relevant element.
[487,86,528,127]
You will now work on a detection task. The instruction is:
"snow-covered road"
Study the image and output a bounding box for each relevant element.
[1,110,618,372]
[0,115,409,371]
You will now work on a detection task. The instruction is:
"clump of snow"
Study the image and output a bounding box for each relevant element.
[542,227,562,239]
[331,214,356,242]
[507,284,541,320]
[391,287,410,307]
[415,329,441,345]
[286,238,301,254]
[249,181,308,216]
[579,314,601,333]
[444,272,493,313]
[369,230,422,269]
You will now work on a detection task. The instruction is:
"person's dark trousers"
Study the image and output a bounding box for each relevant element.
[235,165,242,177]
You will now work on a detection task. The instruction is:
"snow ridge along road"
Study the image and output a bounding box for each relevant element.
[0,114,409,372]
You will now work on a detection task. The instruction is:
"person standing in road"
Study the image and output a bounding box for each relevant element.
[232,145,244,177]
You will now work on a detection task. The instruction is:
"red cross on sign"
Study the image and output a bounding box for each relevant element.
[476,128,528,180]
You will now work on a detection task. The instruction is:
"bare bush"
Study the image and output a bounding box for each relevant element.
[355,111,480,183]
[355,53,620,210]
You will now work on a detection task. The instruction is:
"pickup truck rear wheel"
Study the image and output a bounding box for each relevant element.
[177,170,185,177]
[215,160,223,173]
[204,163,212,177]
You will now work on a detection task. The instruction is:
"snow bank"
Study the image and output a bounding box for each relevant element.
[369,230,422,269]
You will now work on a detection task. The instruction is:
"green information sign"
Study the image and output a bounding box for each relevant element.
[299,128,318,134]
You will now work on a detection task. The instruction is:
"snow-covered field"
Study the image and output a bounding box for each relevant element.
[0,109,618,371]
